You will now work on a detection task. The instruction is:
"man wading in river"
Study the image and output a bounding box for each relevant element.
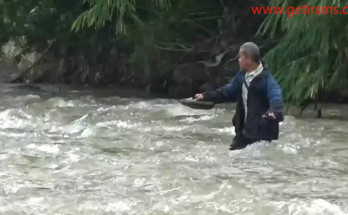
[194,42,284,150]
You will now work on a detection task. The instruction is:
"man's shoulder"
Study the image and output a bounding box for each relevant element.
[226,70,244,82]
[236,69,245,76]
[260,68,276,80]
[261,66,271,75]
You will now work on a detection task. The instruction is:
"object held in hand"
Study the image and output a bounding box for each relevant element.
[179,97,215,110]
[262,112,276,119]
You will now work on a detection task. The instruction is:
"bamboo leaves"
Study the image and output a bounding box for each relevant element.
[71,0,171,35]
[259,0,348,105]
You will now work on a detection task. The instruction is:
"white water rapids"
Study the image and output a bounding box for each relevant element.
[0,84,347,214]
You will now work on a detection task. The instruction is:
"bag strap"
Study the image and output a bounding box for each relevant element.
[243,78,249,90]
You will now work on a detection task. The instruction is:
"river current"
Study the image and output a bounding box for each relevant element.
[0,84,347,214]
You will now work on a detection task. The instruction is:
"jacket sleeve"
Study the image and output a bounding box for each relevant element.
[265,75,284,122]
[202,71,242,104]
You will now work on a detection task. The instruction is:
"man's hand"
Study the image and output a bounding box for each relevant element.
[194,94,204,101]
[262,112,276,120]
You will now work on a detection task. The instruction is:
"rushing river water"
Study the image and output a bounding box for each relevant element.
[0,84,348,214]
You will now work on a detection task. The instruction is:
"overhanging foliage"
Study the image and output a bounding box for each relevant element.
[258,0,348,105]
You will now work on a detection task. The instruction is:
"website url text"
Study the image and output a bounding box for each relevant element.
[252,5,348,17]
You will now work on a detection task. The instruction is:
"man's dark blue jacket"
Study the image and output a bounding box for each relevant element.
[202,63,284,141]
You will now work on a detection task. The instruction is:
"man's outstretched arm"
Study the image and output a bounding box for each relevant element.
[200,71,243,104]
[264,75,284,122]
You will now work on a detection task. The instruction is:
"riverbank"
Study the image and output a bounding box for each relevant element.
[1,40,240,99]
[2,42,348,119]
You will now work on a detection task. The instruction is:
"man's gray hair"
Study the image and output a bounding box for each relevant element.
[240,42,261,62]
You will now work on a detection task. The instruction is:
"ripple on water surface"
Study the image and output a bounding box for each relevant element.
[0,92,347,214]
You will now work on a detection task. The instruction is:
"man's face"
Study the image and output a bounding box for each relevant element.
[238,49,251,70]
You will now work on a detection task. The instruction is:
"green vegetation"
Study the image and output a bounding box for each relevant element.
[259,0,348,108]
[1,0,348,109]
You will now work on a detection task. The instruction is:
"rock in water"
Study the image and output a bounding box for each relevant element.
[0,61,20,83]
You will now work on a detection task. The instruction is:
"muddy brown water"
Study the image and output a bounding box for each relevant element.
[0,84,347,214]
